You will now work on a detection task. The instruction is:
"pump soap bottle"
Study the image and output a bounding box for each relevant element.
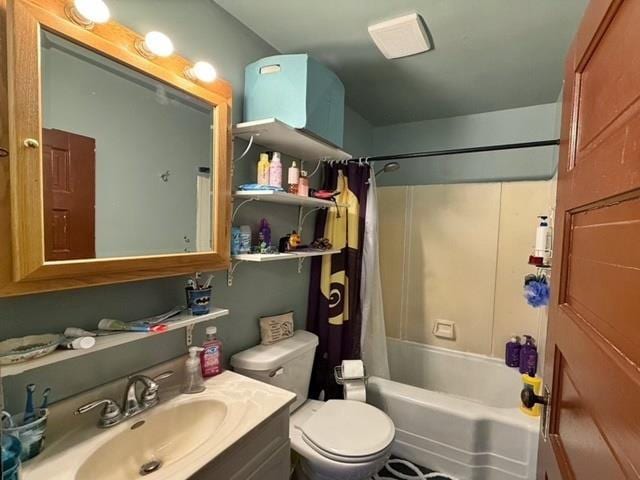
[182,347,206,394]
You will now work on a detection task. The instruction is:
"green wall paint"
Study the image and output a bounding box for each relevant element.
[372,103,561,186]
[0,0,370,412]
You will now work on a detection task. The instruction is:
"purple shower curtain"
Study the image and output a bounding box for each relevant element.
[307,162,370,400]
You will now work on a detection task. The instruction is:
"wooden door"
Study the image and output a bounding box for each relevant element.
[536,0,640,478]
[42,128,96,260]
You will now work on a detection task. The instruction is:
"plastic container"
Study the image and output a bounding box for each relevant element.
[186,287,211,316]
[201,326,223,378]
[505,336,521,368]
[239,225,252,254]
[520,374,543,417]
[182,347,205,394]
[268,152,283,188]
[519,335,538,375]
[297,170,309,197]
[2,408,48,461]
[244,54,345,148]
[257,152,270,185]
[1,434,21,480]
[288,161,300,194]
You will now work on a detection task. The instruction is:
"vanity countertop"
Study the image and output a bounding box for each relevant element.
[22,371,296,480]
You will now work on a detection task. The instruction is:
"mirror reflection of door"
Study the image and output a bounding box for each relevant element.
[42,128,96,261]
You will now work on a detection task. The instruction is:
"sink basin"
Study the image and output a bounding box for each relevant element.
[76,400,227,480]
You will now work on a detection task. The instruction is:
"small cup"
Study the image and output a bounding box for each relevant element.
[2,408,48,461]
[1,434,21,480]
[186,287,212,315]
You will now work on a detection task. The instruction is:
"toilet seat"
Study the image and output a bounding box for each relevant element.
[299,400,395,463]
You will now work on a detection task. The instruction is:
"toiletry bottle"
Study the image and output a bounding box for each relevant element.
[288,161,300,194]
[269,152,282,188]
[534,216,551,260]
[182,347,206,393]
[297,170,309,197]
[519,335,538,375]
[201,326,223,378]
[239,225,252,254]
[257,152,270,185]
[505,335,521,368]
[520,373,543,417]
[258,218,271,253]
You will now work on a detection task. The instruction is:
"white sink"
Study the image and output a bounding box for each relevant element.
[22,371,296,480]
[76,400,227,480]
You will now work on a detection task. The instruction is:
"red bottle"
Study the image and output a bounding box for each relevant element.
[200,326,223,377]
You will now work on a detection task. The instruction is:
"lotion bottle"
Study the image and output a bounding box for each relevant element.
[268,152,282,188]
[201,326,223,377]
[182,347,205,394]
[288,161,300,193]
[257,152,270,185]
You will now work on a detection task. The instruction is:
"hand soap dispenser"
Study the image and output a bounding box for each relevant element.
[182,347,206,394]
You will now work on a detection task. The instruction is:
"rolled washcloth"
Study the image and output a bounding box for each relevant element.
[341,359,365,380]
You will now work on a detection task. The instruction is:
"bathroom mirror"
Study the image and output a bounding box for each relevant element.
[0,0,232,296]
[40,31,215,260]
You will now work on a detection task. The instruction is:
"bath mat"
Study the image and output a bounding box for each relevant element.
[374,457,459,480]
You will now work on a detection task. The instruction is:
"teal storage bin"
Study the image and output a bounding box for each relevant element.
[244,54,345,148]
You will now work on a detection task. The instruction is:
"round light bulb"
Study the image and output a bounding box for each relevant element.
[143,31,174,57]
[186,61,217,83]
[73,0,110,24]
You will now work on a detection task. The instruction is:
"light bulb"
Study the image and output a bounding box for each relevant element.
[139,31,174,58]
[185,61,217,83]
[66,0,110,28]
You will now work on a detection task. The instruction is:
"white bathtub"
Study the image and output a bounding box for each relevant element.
[366,338,539,480]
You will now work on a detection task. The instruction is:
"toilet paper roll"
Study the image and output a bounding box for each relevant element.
[341,359,365,380]
[343,379,366,402]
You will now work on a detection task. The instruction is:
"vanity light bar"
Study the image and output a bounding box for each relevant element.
[65,2,220,83]
[65,0,111,29]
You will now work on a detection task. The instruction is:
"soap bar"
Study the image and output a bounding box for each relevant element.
[259,311,294,345]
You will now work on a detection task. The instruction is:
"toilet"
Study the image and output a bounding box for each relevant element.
[230,330,395,480]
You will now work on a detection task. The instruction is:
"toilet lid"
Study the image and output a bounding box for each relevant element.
[300,400,395,459]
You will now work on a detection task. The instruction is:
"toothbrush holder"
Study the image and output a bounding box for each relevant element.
[1,408,48,461]
[186,287,212,315]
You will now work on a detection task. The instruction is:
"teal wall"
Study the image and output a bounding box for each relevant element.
[372,103,561,186]
[0,0,371,412]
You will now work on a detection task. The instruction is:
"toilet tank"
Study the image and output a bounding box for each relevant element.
[230,330,319,412]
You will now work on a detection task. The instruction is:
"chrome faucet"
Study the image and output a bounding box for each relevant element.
[75,371,173,428]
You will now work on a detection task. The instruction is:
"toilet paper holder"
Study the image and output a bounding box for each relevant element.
[334,365,368,385]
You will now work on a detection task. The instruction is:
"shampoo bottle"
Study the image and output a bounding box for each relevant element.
[520,373,543,417]
[505,335,521,368]
[201,326,223,378]
[519,335,538,375]
[257,152,270,185]
[268,152,282,188]
[182,347,205,394]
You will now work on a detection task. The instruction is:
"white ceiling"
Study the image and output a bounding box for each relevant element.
[214,0,588,126]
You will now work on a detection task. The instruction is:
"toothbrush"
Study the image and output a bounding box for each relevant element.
[40,387,51,410]
[23,384,36,424]
[202,275,213,289]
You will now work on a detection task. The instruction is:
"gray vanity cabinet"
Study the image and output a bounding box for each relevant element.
[192,407,291,479]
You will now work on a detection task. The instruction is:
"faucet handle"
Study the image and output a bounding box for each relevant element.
[152,370,174,383]
[75,398,122,428]
[141,371,174,406]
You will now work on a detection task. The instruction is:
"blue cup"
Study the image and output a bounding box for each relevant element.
[2,434,21,479]
[186,287,211,315]
[2,408,48,462]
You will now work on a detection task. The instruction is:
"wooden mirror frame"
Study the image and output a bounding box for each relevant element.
[0,0,232,296]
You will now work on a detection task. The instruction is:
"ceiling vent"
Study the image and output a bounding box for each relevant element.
[368,13,432,59]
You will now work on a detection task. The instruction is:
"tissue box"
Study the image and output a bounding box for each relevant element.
[244,54,345,148]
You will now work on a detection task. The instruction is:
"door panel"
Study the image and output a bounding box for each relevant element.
[42,128,96,261]
[539,0,640,478]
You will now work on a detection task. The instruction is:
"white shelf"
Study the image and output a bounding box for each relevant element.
[1,308,229,377]
[234,118,351,162]
[233,190,334,208]
[232,250,340,262]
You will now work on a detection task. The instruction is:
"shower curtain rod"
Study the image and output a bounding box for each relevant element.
[350,139,560,162]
